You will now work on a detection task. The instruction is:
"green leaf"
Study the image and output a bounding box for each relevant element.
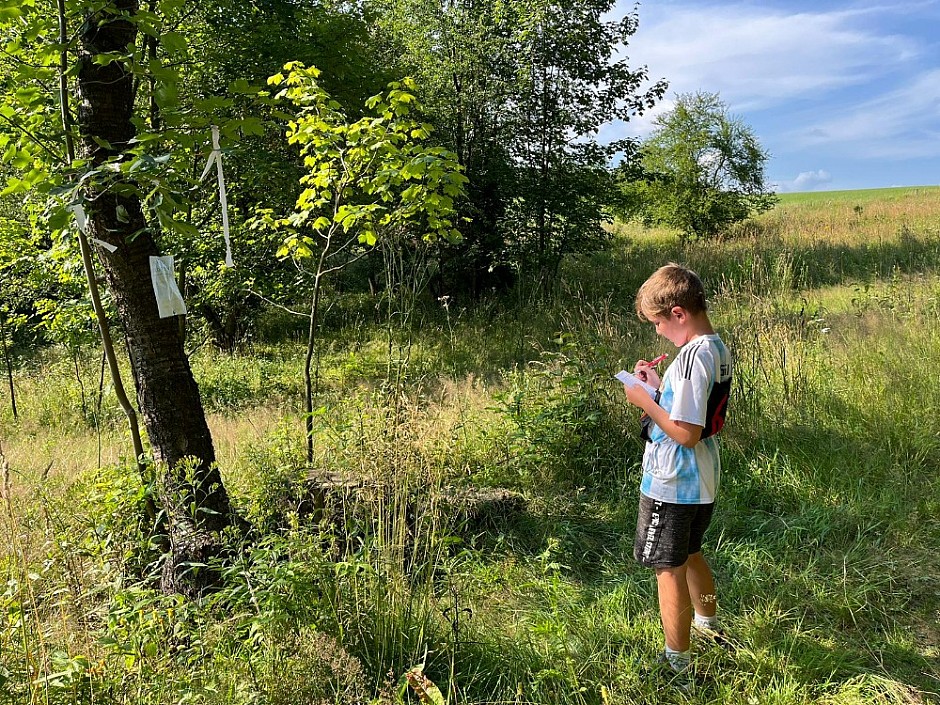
[154,82,178,108]
[163,218,199,239]
[46,207,70,231]
[405,669,446,705]
[148,60,179,83]
[193,96,232,112]
[14,86,41,107]
[11,153,32,170]
[92,52,122,67]
[160,31,187,54]
[158,0,186,14]
[0,177,25,196]
[0,5,23,21]
[239,117,265,136]
[227,78,256,95]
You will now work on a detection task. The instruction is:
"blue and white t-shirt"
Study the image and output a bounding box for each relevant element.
[640,334,732,505]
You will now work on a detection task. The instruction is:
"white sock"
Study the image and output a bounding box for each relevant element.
[664,646,690,672]
[694,612,718,629]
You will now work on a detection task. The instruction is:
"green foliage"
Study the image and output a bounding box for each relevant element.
[0,0,391,352]
[155,0,390,350]
[1,6,939,705]
[189,349,301,413]
[261,64,467,258]
[256,63,469,463]
[3,217,940,702]
[226,422,307,530]
[78,462,163,580]
[621,92,776,240]
[0,194,89,369]
[495,348,636,490]
[372,0,666,291]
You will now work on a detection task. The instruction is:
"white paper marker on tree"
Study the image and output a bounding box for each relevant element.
[150,256,187,318]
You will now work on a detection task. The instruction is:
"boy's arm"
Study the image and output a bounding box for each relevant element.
[624,384,704,448]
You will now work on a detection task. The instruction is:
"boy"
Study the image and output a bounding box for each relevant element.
[622,263,732,680]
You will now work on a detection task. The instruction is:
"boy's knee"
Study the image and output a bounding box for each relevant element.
[655,564,687,580]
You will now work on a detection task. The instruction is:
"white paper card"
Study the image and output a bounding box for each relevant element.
[615,370,658,398]
[149,255,187,318]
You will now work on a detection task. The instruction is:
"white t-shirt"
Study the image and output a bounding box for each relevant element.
[640,334,732,505]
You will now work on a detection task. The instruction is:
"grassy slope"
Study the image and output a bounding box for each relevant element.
[1,189,939,704]
[777,185,940,206]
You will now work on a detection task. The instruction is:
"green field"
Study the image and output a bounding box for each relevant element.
[777,185,940,205]
[1,190,938,704]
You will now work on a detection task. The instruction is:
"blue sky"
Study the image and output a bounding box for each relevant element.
[605,0,940,192]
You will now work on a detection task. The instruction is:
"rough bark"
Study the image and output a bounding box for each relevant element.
[76,0,238,596]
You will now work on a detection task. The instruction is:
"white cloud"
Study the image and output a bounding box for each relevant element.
[775,169,833,193]
[596,98,675,143]
[610,1,920,118]
[601,1,938,187]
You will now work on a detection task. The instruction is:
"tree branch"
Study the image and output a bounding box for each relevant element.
[0,112,67,166]
[246,288,307,317]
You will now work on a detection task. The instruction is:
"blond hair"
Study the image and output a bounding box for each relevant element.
[635,263,708,319]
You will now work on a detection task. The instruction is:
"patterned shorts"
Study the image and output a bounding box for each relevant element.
[633,494,715,569]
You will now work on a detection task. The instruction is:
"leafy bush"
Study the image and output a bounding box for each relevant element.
[495,347,637,490]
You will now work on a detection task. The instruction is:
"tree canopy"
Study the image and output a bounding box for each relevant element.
[0,0,676,594]
[619,91,777,239]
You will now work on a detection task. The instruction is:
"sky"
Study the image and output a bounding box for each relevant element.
[604,0,940,192]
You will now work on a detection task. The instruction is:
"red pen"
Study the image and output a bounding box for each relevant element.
[645,353,668,367]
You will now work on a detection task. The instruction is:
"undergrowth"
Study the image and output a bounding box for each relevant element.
[1,191,938,704]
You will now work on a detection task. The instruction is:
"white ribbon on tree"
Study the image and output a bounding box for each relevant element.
[69,203,118,253]
[200,125,234,267]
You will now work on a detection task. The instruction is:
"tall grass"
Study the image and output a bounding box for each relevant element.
[0,188,938,703]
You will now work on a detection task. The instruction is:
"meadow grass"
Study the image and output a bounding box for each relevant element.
[776,185,939,206]
[0,189,938,703]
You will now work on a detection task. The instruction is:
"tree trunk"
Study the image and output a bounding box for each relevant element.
[0,311,16,420]
[76,0,238,596]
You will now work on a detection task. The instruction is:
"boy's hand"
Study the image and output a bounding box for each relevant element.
[633,361,661,389]
[623,376,657,411]
[623,378,654,408]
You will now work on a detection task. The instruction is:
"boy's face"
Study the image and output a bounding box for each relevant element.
[645,307,690,347]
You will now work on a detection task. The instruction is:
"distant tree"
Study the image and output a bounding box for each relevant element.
[370,0,516,294]
[621,92,776,239]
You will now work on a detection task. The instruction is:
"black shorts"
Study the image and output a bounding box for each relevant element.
[633,494,715,569]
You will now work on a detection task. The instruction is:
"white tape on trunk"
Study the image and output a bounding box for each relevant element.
[68,203,87,232]
[90,238,118,253]
[69,203,118,253]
